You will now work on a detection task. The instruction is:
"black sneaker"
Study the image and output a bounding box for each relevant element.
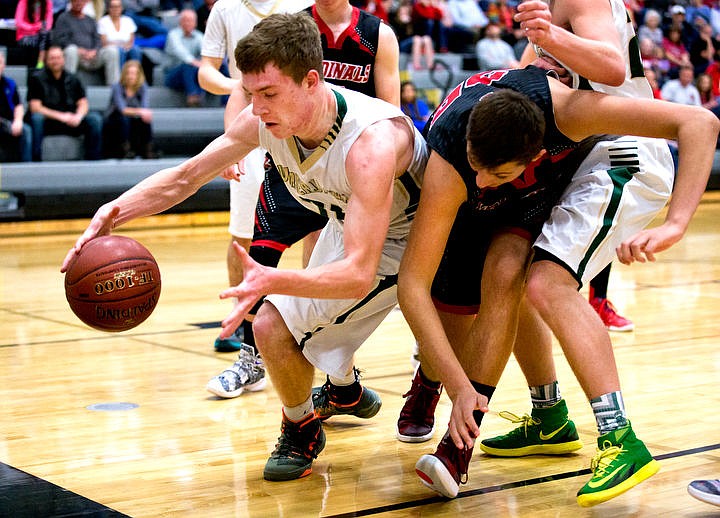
[312,368,382,421]
[263,412,326,481]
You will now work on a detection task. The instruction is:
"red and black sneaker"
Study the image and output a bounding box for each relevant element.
[415,431,473,498]
[397,369,441,443]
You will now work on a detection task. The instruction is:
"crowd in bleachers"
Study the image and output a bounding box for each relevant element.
[2,0,720,164]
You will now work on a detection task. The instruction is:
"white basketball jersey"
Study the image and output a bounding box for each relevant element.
[258,86,428,240]
[540,0,653,99]
[201,0,313,79]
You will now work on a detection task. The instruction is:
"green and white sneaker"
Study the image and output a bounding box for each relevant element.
[480,399,583,456]
[577,422,660,507]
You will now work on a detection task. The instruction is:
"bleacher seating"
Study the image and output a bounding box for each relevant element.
[9,67,225,159]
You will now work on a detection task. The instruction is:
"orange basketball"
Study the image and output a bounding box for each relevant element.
[64,235,161,332]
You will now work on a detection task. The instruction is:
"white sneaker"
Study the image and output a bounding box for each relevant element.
[206,343,266,398]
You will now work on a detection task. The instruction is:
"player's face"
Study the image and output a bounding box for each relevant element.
[467,153,527,189]
[243,64,315,140]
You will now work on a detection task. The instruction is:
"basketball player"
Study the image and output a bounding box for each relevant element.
[206,0,403,404]
[198,0,312,362]
[399,66,718,505]
[396,0,651,445]
[62,13,428,482]
[480,0,657,458]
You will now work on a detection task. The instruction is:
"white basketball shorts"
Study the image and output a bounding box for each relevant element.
[265,218,405,378]
[533,136,674,285]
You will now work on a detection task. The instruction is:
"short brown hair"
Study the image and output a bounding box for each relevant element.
[466,89,545,169]
[234,12,324,85]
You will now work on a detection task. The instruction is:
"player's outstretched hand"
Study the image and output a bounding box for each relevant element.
[448,388,489,450]
[616,222,684,265]
[218,242,268,338]
[60,205,120,272]
[219,159,246,181]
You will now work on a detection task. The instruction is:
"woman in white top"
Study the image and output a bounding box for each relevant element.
[98,0,142,67]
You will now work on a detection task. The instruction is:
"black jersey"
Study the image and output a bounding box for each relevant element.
[306,5,381,98]
[428,68,605,222]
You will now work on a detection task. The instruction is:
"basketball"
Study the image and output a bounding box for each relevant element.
[64,235,161,332]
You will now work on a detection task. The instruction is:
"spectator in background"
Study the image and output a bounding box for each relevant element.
[706,59,720,97]
[690,21,719,76]
[122,0,167,49]
[493,0,516,34]
[15,0,54,69]
[663,25,692,78]
[665,5,699,49]
[697,72,720,111]
[661,64,702,105]
[400,80,430,132]
[103,59,156,158]
[641,35,671,81]
[446,0,488,52]
[98,0,142,68]
[0,52,32,162]
[27,45,102,160]
[53,0,120,85]
[638,8,664,47]
[645,67,663,99]
[410,0,442,69]
[685,0,712,33]
[389,0,414,52]
[163,8,204,106]
[52,0,68,24]
[475,23,518,70]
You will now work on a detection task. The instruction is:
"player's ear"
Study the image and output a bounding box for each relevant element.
[305,69,321,90]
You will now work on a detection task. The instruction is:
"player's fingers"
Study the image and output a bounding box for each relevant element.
[629,241,647,263]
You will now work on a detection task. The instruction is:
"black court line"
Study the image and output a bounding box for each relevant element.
[0,462,130,518]
[321,443,720,518]
[0,426,717,517]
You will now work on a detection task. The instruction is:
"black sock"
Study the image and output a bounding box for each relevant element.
[242,319,255,350]
[590,263,611,299]
[470,381,495,427]
[418,365,441,390]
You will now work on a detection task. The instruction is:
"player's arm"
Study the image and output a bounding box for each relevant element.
[198,55,240,95]
[61,107,261,271]
[198,6,239,95]
[515,0,625,86]
[373,23,402,106]
[397,150,481,448]
[550,79,720,258]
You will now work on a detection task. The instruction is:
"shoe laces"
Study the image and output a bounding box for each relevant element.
[498,411,541,437]
[224,347,262,383]
[589,440,625,476]
[274,417,322,460]
[400,376,441,419]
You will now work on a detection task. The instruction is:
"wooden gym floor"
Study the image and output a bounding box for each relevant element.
[1,193,719,517]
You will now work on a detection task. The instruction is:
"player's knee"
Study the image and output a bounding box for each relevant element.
[525,271,553,316]
[252,303,287,357]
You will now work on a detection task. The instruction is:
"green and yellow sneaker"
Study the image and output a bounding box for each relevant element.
[577,422,660,507]
[479,399,583,456]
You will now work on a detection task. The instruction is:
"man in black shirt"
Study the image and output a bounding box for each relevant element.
[27,45,102,160]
